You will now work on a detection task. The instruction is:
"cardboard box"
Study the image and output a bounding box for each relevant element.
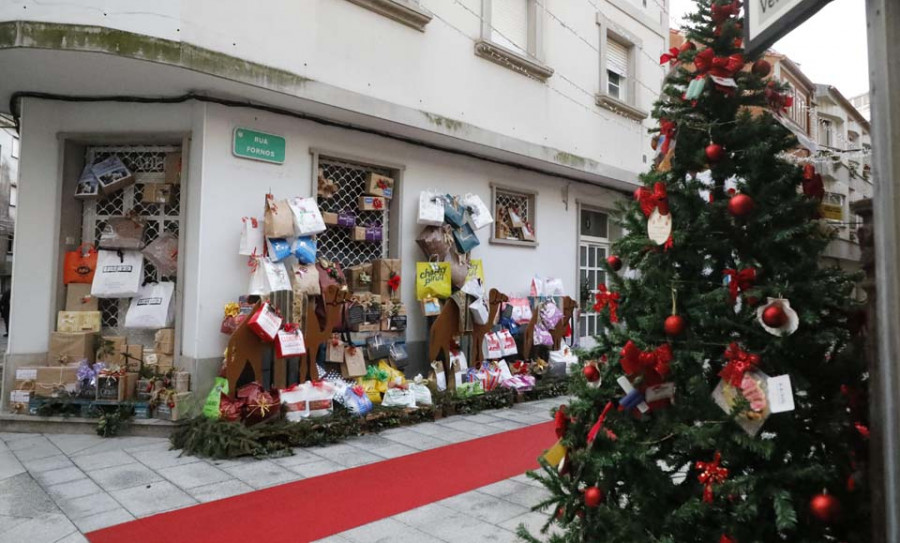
[371,258,401,299]
[97,336,127,365]
[165,152,182,185]
[352,226,383,243]
[173,371,191,393]
[125,372,139,400]
[154,328,175,355]
[92,155,135,195]
[365,173,394,199]
[359,196,386,211]
[157,354,174,373]
[34,366,79,398]
[65,284,99,312]
[142,183,174,205]
[322,211,338,226]
[97,375,127,401]
[351,322,380,333]
[125,344,144,372]
[156,392,192,421]
[57,311,102,333]
[143,349,158,367]
[49,332,97,364]
[347,263,373,293]
[74,164,101,200]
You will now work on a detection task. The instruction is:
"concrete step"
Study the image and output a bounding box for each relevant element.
[0,413,175,437]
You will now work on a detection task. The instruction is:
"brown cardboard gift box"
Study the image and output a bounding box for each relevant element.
[358,196,386,211]
[125,344,144,372]
[322,211,339,226]
[142,183,174,205]
[156,392,192,421]
[97,374,128,401]
[49,332,97,364]
[365,172,394,199]
[154,328,175,355]
[157,354,175,373]
[346,263,373,293]
[97,336,127,365]
[33,365,79,398]
[65,284,98,312]
[371,258,401,299]
[57,311,102,333]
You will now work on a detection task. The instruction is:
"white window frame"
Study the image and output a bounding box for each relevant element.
[575,204,614,347]
[595,14,648,121]
[490,183,538,247]
[10,136,18,159]
[475,0,554,81]
[343,0,433,32]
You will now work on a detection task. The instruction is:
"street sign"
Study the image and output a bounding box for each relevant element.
[233,127,285,164]
[743,0,833,57]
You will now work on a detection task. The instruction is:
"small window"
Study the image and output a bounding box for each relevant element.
[491,185,537,246]
[491,0,529,55]
[9,185,16,209]
[10,136,18,159]
[821,119,833,147]
[475,0,553,80]
[6,234,12,256]
[606,38,629,101]
[580,209,608,239]
[607,71,622,100]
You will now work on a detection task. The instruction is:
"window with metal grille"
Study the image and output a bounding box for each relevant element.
[491,184,537,246]
[82,145,181,344]
[315,156,392,269]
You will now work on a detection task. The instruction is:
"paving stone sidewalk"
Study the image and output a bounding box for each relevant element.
[0,397,566,543]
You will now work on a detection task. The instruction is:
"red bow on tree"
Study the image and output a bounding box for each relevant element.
[634,182,669,217]
[720,535,737,543]
[593,284,621,323]
[587,401,618,444]
[711,0,741,24]
[765,82,794,115]
[660,47,680,65]
[659,119,676,154]
[387,272,401,293]
[802,164,825,200]
[694,48,745,79]
[696,452,729,503]
[723,267,756,303]
[719,342,761,387]
[554,406,569,438]
[620,340,672,382]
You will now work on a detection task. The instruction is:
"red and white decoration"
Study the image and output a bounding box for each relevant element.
[275,324,307,358]
[247,302,283,342]
[756,297,799,337]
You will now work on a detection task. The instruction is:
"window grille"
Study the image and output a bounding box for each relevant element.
[316,156,391,269]
[82,145,181,344]
[491,186,536,245]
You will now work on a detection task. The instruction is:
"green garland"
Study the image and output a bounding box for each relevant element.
[171,378,570,459]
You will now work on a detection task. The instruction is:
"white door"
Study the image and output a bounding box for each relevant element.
[577,208,610,348]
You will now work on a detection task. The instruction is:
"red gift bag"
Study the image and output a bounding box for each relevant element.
[275,325,306,358]
[247,302,283,342]
[63,243,98,284]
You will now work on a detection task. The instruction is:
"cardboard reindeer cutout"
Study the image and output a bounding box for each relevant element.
[225,301,267,397]
[299,284,350,382]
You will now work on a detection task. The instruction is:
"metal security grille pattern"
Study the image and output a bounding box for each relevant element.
[496,189,531,225]
[82,145,181,341]
[316,157,390,269]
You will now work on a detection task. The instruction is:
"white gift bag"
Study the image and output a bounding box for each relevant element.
[482,332,503,359]
[418,191,445,226]
[248,257,270,296]
[91,250,144,298]
[461,278,484,298]
[288,196,326,235]
[470,297,489,325]
[124,281,175,329]
[450,349,468,371]
[239,217,265,256]
[499,329,518,356]
[460,193,493,230]
[264,258,292,292]
[382,387,416,408]
[549,346,578,366]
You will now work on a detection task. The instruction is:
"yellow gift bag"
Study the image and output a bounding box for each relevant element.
[466,259,485,284]
[416,261,451,300]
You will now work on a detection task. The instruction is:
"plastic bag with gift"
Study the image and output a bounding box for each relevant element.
[239,217,264,256]
[389,342,409,366]
[541,301,564,328]
[382,386,416,408]
[124,281,175,329]
[99,217,145,250]
[498,329,518,356]
[410,376,433,406]
[341,384,374,416]
[455,381,484,398]
[292,237,317,265]
[91,250,144,298]
[469,297,490,325]
[443,195,467,228]
[506,298,533,325]
[533,323,554,347]
[366,334,392,360]
[142,232,178,277]
[416,261,451,300]
[418,191,445,226]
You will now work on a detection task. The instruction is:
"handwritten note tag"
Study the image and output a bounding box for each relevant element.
[767,374,796,414]
[647,208,672,245]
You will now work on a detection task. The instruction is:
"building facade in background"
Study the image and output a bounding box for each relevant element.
[0,125,17,292]
[0,0,670,409]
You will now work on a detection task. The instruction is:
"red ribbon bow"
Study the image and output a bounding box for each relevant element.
[719,342,760,387]
[554,406,569,439]
[694,48,745,79]
[634,182,669,217]
[723,267,756,303]
[587,401,618,444]
[512,361,529,375]
[282,322,298,333]
[802,164,825,201]
[387,272,401,293]
[351,385,365,397]
[593,284,621,323]
[711,0,741,24]
[660,47,680,65]
[373,198,384,210]
[721,535,737,543]
[659,120,676,155]
[696,452,729,503]
[619,340,672,381]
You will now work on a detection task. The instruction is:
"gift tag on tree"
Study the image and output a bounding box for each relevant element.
[647,208,672,245]
[766,374,795,414]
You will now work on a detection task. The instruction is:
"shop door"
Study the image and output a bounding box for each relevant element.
[82,145,182,345]
[576,208,609,348]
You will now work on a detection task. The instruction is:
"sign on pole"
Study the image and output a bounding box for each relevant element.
[233,127,286,164]
[743,0,833,57]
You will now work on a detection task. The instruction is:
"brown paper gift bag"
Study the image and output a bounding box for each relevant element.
[264,194,295,238]
[292,263,321,296]
[49,332,97,364]
[342,345,367,378]
[66,284,98,312]
[371,258,401,299]
[416,225,453,259]
[326,335,345,363]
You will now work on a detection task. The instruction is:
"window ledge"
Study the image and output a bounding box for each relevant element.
[489,236,539,248]
[345,0,433,32]
[595,93,648,121]
[475,40,554,81]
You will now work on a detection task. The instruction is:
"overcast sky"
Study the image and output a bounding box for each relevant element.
[668,0,869,98]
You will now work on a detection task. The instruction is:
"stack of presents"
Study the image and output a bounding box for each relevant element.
[9,152,192,420]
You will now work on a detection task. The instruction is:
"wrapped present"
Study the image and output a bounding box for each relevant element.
[288,196,326,236]
[501,374,536,392]
[156,391,193,422]
[142,183,174,205]
[410,377,433,406]
[275,325,306,358]
[65,284,98,312]
[156,354,175,373]
[49,332,97,364]
[359,196,386,211]
[74,164,100,200]
[165,151,182,184]
[124,372,139,400]
[247,302,283,342]
[341,384,374,416]
[57,311,102,333]
[347,263,373,293]
[456,381,485,398]
[365,173,394,199]
[173,371,191,393]
[92,155,134,194]
[366,334,392,361]
[97,371,128,401]
[422,296,442,316]
[202,377,230,419]
[155,328,175,355]
[237,382,281,426]
[322,211,338,226]
[352,225,383,243]
[35,365,80,398]
[342,345,367,378]
[382,386,415,408]
[356,378,383,404]
[371,258,401,299]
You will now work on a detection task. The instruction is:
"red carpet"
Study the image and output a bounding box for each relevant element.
[87,421,555,543]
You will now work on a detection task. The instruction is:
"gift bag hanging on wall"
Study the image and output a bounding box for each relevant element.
[248,256,270,296]
[415,261,451,300]
[292,237,317,265]
[460,193,494,230]
[264,258,292,292]
[289,196,327,235]
[124,281,175,329]
[266,238,293,262]
[142,232,178,277]
[418,191,446,226]
[443,195,467,228]
[264,195,295,238]
[91,250,144,298]
[453,222,480,254]
[449,251,469,289]
[416,225,453,259]
[64,243,98,285]
[239,217,265,256]
[99,217,145,250]
[469,297,490,325]
[292,263,321,296]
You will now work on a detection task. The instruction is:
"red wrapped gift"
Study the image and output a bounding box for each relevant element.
[219,393,245,422]
[247,302,282,342]
[275,324,306,358]
[237,382,281,426]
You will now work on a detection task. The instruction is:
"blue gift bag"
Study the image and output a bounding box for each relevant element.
[453,222,480,254]
[266,238,293,262]
[292,236,317,264]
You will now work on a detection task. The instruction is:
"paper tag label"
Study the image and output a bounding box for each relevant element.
[647,209,672,245]
[10,390,32,403]
[710,75,738,88]
[645,382,676,402]
[16,368,37,380]
[435,371,446,391]
[767,374,795,413]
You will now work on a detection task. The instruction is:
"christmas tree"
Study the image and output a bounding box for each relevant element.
[521,1,870,541]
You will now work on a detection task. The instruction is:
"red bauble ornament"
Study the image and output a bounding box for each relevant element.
[728,194,755,217]
[809,493,841,523]
[584,486,604,507]
[607,255,623,271]
[752,59,772,77]
[706,143,726,162]
[583,364,600,382]
[762,305,788,328]
[664,315,685,336]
